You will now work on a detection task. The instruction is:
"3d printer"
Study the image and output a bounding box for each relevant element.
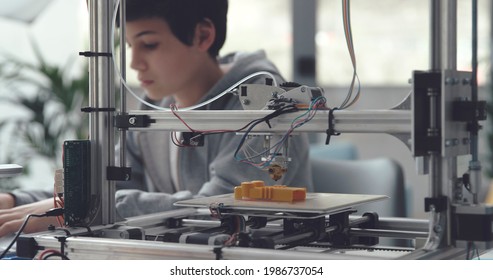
[9,0,493,260]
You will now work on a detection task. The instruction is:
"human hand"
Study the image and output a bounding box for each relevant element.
[0,199,58,237]
[0,193,15,209]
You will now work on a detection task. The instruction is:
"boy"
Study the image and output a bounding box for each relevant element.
[0,0,311,235]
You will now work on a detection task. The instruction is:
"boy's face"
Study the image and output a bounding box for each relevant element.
[126,18,204,101]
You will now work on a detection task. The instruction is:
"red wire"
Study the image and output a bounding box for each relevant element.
[169,103,253,136]
[38,249,63,260]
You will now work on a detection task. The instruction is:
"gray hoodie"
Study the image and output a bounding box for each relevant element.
[12,50,313,218]
[115,50,313,217]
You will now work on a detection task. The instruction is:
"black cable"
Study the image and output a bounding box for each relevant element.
[169,104,282,148]
[53,228,72,236]
[466,241,481,260]
[325,107,340,145]
[233,105,298,161]
[57,236,67,255]
[0,208,64,260]
[42,252,70,260]
[0,214,41,259]
[471,242,480,260]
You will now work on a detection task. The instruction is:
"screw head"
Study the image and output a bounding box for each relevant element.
[433,224,442,233]
[445,139,452,147]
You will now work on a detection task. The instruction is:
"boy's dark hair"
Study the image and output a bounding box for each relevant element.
[126,0,228,58]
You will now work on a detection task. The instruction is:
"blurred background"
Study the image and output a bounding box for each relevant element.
[0,0,490,220]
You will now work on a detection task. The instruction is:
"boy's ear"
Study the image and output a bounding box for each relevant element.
[193,18,216,52]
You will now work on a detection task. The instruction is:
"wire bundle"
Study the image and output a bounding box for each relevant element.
[168,95,326,170]
[234,96,327,169]
[0,208,64,259]
[38,249,70,260]
[223,216,246,247]
[339,0,361,110]
[168,103,263,147]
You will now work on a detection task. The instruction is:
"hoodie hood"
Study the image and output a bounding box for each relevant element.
[160,50,284,109]
[204,50,284,100]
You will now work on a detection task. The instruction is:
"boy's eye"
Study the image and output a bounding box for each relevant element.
[143,43,159,49]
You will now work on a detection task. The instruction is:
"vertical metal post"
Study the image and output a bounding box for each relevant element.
[119,0,128,167]
[468,0,480,205]
[88,0,116,225]
[430,0,441,70]
[292,0,317,87]
[424,0,457,250]
[441,0,457,70]
[441,0,457,247]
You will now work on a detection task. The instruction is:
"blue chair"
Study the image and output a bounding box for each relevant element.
[310,156,408,246]
[310,157,406,218]
[309,142,359,161]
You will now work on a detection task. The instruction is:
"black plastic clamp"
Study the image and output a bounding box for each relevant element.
[81,107,116,113]
[424,196,448,212]
[114,114,155,128]
[325,107,340,145]
[107,166,132,181]
[79,51,112,58]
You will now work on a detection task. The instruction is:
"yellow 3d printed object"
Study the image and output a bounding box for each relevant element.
[234,180,306,202]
